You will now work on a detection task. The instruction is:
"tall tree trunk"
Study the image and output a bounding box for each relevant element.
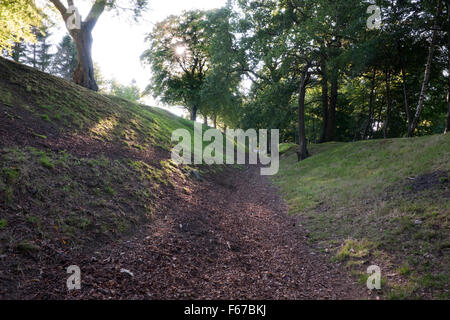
[446,95,450,134]
[327,68,338,141]
[398,40,412,132]
[377,102,383,132]
[446,0,450,134]
[408,0,443,137]
[70,27,98,91]
[213,114,217,129]
[297,68,310,162]
[401,66,411,131]
[363,68,377,139]
[32,43,37,68]
[383,70,392,139]
[203,115,208,126]
[12,42,22,62]
[191,105,198,121]
[319,58,329,143]
[50,0,107,91]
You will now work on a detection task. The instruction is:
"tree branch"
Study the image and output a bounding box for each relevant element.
[49,0,70,21]
[85,0,108,31]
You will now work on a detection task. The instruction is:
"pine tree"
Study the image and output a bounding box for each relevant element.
[9,42,27,62]
[25,27,53,72]
[51,35,77,81]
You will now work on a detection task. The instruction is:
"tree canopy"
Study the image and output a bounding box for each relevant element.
[2,0,449,150]
[141,7,243,125]
[0,0,45,53]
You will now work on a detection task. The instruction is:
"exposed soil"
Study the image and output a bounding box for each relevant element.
[407,171,450,195]
[1,162,367,299]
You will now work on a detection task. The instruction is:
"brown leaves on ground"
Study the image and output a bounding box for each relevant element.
[1,164,366,300]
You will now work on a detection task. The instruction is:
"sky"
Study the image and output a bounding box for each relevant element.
[50,0,227,116]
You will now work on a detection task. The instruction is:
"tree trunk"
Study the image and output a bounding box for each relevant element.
[363,68,377,139]
[11,42,24,63]
[191,105,198,121]
[377,102,383,132]
[383,70,392,139]
[401,66,411,131]
[397,40,412,132]
[213,114,217,129]
[32,43,37,68]
[203,115,208,126]
[297,68,310,162]
[71,27,98,91]
[446,95,450,134]
[408,0,443,137]
[319,58,329,143]
[446,0,450,134]
[49,0,107,91]
[327,68,338,141]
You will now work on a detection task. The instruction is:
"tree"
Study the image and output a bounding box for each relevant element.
[48,0,148,91]
[200,6,243,127]
[236,0,312,144]
[26,26,53,72]
[297,66,311,161]
[446,0,450,134]
[52,34,78,80]
[236,0,449,143]
[0,0,44,53]
[109,79,141,102]
[408,0,443,136]
[5,42,27,63]
[237,0,368,146]
[141,11,211,121]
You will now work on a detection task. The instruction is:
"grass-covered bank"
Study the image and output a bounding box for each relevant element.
[273,135,450,299]
[0,57,215,258]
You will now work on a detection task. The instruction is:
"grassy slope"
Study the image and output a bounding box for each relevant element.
[0,58,210,253]
[0,58,196,150]
[273,136,450,299]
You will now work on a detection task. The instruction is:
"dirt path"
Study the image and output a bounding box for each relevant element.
[5,165,366,299]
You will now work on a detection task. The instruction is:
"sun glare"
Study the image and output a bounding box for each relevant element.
[175,46,186,56]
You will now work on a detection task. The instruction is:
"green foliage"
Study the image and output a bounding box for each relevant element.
[141,8,243,124]
[141,10,211,119]
[0,0,44,52]
[234,0,449,141]
[109,79,141,102]
[25,26,53,72]
[200,7,244,126]
[51,35,77,80]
